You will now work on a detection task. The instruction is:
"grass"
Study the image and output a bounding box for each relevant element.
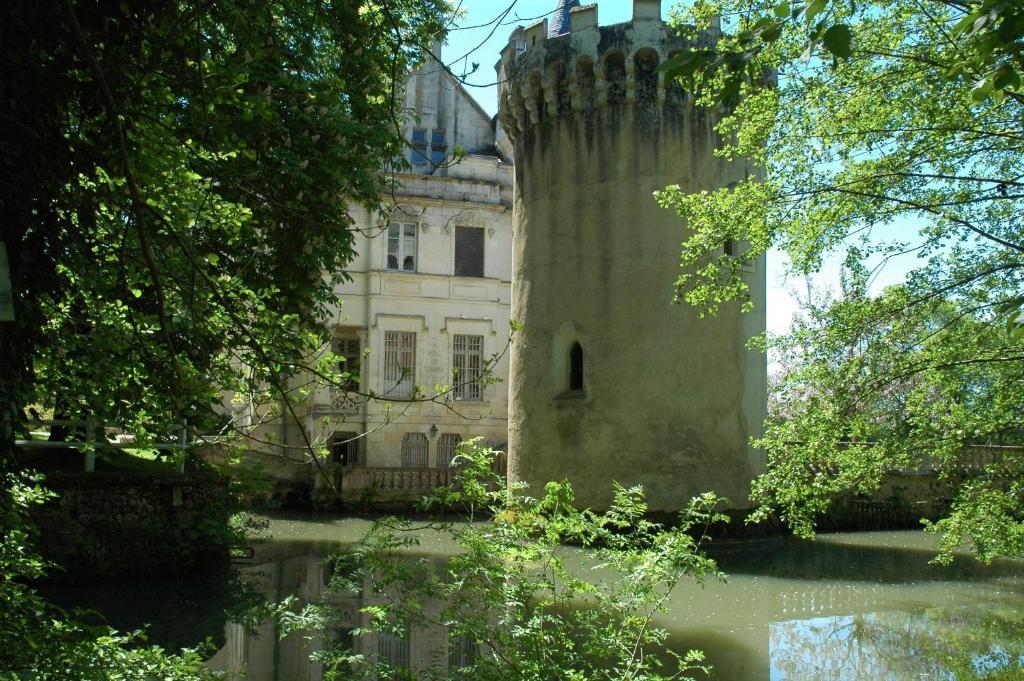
[16,444,180,475]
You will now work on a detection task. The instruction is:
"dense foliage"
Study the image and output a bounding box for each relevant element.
[656,0,1024,560]
[0,472,220,679]
[280,440,725,681]
[0,1,451,677]
[0,0,450,450]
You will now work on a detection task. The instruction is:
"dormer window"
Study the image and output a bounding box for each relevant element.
[411,128,428,168]
[429,130,447,168]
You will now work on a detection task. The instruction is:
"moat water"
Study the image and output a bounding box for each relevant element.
[45,517,1024,680]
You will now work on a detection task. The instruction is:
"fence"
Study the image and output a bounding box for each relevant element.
[334,454,508,508]
[824,442,1021,474]
[14,419,189,472]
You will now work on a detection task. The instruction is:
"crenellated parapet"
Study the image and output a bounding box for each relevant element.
[496,0,720,142]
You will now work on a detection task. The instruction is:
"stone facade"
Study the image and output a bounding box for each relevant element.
[497,1,768,511]
[237,47,513,505]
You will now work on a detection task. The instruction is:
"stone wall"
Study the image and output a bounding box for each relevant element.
[31,471,231,581]
[822,472,966,531]
[819,446,1024,531]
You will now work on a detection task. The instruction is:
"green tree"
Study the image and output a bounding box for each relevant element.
[0,1,452,677]
[1,0,451,452]
[655,0,1024,559]
[279,440,724,681]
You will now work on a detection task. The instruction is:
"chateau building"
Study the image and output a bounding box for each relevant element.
[312,48,513,481]
[240,0,766,511]
[235,44,514,504]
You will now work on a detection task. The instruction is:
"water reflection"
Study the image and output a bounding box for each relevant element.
[205,541,469,680]
[40,569,264,655]
[768,608,1024,680]
[712,531,1024,585]
[201,528,1024,680]
[44,524,1024,680]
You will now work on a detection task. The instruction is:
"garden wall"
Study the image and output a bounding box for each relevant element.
[31,471,231,581]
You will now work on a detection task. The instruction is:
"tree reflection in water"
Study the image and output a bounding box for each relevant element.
[769,607,1024,680]
[38,512,1024,679]
[210,443,731,680]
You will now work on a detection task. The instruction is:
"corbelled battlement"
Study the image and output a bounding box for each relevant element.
[496,0,720,141]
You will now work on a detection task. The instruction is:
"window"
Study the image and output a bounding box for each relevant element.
[401,432,428,468]
[437,433,462,468]
[378,626,411,669]
[569,341,584,392]
[411,128,428,167]
[431,129,447,147]
[454,227,484,278]
[336,627,356,652]
[453,335,483,400]
[448,630,477,670]
[331,337,361,391]
[384,331,416,396]
[723,237,752,267]
[430,147,447,166]
[330,432,358,466]
[387,222,417,272]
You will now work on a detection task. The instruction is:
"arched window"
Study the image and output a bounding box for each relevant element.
[604,52,626,105]
[437,433,462,468]
[633,49,659,105]
[401,432,428,468]
[569,342,584,392]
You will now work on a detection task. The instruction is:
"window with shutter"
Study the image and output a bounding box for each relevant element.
[400,432,428,468]
[454,227,484,278]
[437,433,462,468]
[331,337,361,391]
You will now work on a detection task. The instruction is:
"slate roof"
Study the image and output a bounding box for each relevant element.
[549,0,581,37]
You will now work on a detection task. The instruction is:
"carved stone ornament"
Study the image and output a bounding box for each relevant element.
[444,208,488,233]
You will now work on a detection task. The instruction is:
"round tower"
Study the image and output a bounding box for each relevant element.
[498,0,767,512]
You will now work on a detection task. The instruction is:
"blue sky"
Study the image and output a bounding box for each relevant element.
[444,1,640,115]
[442,0,917,336]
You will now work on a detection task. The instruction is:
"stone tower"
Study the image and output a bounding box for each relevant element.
[497,0,767,512]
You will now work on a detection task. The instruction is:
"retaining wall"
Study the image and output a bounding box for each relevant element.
[31,471,231,581]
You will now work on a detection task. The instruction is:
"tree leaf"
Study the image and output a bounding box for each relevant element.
[822,23,853,59]
[804,0,827,23]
